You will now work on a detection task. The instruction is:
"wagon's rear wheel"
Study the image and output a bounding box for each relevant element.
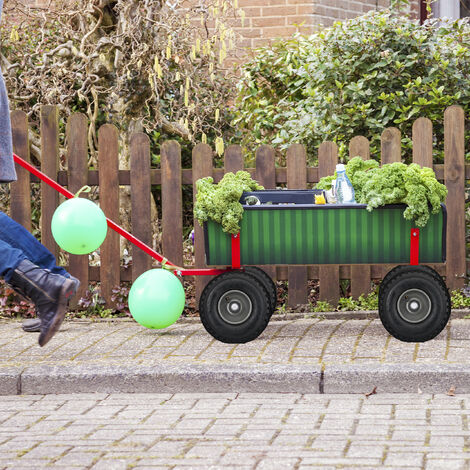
[244,266,277,316]
[379,265,450,342]
[199,271,271,343]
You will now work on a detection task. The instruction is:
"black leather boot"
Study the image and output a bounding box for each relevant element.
[22,317,41,332]
[21,275,80,334]
[9,260,79,346]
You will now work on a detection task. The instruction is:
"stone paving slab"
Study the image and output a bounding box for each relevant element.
[0,314,469,394]
[0,392,468,469]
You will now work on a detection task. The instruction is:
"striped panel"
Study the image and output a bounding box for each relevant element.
[205,205,445,266]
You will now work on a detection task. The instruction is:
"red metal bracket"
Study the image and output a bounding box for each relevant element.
[410,228,420,265]
[231,233,241,269]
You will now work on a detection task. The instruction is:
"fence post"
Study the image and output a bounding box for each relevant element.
[287,144,308,306]
[255,145,276,282]
[318,141,339,305]
[224,145,243,174]
[192,143,213,301]
[98,124,120,306]
[381,127,401,165]
[67,113,89,306]
[40,105,59,257]
[412,117,433,168]
[161,140,184,270]
[349,136,371,298]
[380,127,402,278]
[10,110,31,231]
[131,133,153,280]
[444,105,466,290]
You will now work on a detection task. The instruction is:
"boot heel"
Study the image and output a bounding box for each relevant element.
[38,278,75,347]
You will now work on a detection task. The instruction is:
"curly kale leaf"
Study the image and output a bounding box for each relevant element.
[194,171,264,234]
[315,174,336,191]
[316,157,379,201]
[345,157,380,202]
[316,157,447,227]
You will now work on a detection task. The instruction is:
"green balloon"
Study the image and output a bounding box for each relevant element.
[51,198,108,255]
[129,269,185,329]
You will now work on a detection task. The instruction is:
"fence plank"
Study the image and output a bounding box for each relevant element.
[255,145,277,282]
[287,144,308,307]
[131,133,153,281]
[192,143,214,301]
[224,145,243,174]
[380,127,402,278]
[98,124,120,306]
[349,135,370,161]
[161,140,184,270]
[381,127,401,165]
[412,117,433,168]
[66,113,89,307]
[349,136,371,299]
[10,110,31,231]
[256,145,276,188]
[318,141,339,305]
[40,105,59,257]
[444,105,466,290]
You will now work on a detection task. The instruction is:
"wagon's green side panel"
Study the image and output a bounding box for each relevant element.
[204,205,445,266]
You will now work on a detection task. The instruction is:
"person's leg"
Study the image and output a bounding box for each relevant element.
[0,212,80,335]
[0,238,26,281]
[0,211,69,277]
[8,259,77,346]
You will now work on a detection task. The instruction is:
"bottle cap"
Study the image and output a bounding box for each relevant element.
[336,163,346,172]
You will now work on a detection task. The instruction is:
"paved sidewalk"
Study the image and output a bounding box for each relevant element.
[1,313,470,395]
[0,392,468,469]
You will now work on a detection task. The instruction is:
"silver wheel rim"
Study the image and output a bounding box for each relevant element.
[397,288,431,324]
[217,290,252,325]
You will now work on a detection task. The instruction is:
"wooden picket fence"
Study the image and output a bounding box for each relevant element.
[8,105,468,308]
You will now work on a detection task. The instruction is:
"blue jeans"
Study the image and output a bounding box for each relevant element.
[0,211,68,282]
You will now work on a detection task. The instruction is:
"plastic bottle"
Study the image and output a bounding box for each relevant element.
[334,164,356,204]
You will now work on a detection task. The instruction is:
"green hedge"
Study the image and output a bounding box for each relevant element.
[233,10,470,163]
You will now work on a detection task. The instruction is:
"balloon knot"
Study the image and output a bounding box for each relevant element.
[74,185,92,198]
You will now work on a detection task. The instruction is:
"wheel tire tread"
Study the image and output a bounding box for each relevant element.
[244,267,277,316]
[379,268,450,342]
[199,271,270,344]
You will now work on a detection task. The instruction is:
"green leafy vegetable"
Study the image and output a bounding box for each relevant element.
[316,157,447,227]
[194,171,264,234]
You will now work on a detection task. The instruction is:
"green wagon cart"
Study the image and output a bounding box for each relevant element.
[201,190,450,344]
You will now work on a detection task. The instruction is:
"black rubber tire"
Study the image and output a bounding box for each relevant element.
[379,266,450,343]
[380,265,446,296]
[244,267,277,316]
[199,271,271,343]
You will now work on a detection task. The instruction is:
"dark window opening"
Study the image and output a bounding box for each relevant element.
[461,0,470,18]
[420,0,470,23]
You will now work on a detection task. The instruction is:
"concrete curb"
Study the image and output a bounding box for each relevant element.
[18,363,322,395]
[323,363,470,394]
[2,362,470,395]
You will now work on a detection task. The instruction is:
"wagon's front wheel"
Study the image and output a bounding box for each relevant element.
[199,271,271,343]
[379,265,450,342]
[244,266,277,317]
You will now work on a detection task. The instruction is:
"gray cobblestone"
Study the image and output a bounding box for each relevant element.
[0,392,469,468]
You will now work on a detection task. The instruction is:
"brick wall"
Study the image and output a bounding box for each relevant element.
[312,0,420,28]
[238,0,421,49]
[18,0,422,50]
